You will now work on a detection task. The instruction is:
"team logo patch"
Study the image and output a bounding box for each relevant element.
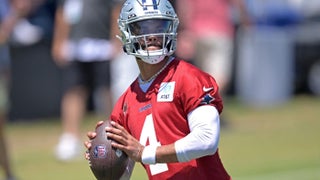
[93,145,107,158]
[141,0,158,10]
[200,94,215,105]
[157,82,175,102]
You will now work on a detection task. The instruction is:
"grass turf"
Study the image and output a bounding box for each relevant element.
[3,95,320,180]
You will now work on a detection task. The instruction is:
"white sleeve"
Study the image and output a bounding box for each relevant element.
[174,105,220,162]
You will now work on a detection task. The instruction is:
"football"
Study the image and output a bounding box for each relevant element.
[89,120,129,180]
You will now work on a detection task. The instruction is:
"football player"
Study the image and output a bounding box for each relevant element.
[85,0,231,179]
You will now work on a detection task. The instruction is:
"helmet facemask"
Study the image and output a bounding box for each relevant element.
[128,19,177,64]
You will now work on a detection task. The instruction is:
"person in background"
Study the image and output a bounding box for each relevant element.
[174,0,250,126]
[85,0,231,179]
[0,0,50,179]
[109,0,140,106]
[52,0,122,161]
[0,45,16,180]
[0,2,15,180]
[175,0,249,96]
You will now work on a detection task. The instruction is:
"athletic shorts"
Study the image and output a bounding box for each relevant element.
[62,60,111,92]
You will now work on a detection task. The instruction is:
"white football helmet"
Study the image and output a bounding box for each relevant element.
[118,0,179,64]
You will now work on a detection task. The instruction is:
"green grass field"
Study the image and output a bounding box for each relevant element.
[3,95,320,180]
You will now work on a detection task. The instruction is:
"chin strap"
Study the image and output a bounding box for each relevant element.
[139,55,165,64]
[137,48,168,64]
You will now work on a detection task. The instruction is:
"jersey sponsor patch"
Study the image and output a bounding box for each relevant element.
[157,82,175,102]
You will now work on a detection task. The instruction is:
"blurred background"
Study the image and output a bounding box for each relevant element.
[0,0,319,179]
[2,0,320,121]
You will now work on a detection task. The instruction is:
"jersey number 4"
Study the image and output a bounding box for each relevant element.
[140,114,169,175]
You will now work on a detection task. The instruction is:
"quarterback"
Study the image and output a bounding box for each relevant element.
[85,0,231,179]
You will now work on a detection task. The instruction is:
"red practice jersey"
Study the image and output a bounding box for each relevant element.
[111,58,231,180]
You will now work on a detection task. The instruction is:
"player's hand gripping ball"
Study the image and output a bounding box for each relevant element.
[89,120,129,180]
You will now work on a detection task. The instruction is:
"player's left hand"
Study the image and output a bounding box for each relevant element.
[106,121,144,163]
[84,121,104,160]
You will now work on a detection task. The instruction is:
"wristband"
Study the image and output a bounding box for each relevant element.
[141,145,157,164]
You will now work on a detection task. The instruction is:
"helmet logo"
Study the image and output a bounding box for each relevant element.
[142,0,158,10]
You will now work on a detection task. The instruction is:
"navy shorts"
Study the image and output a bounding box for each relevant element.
[62,60,111,92]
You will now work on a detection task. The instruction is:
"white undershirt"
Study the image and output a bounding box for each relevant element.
[174,105,220,162]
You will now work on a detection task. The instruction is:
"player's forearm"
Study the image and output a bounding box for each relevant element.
[141,143,178,164]
[52,7,69,47]
[142,105,220,165]
[141,143,180,164]
[155,144,178,163]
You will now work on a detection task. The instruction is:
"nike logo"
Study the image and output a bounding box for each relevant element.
[203,86,214,92]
